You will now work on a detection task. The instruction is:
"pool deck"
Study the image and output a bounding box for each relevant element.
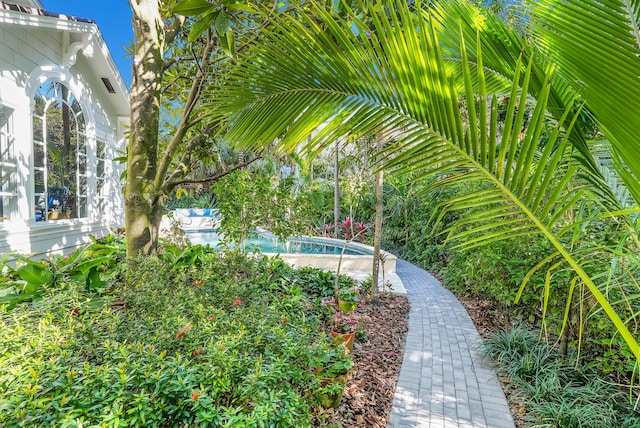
[342,270,406,294]
[387,260,515,428]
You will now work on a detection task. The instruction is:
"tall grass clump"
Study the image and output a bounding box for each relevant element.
[483,326,640,427]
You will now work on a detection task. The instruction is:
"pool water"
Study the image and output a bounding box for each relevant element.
[186,232,369,255]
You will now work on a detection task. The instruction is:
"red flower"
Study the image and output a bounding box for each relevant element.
[233,299,243,307]
[209,314,216,321]
[191,391,200,401]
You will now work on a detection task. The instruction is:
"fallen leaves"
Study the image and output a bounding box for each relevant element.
[175,322,192,340]
[321,294,410,427]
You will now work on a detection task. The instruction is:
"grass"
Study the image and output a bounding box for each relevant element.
[482,326,640,427]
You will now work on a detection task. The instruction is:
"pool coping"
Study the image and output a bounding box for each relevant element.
[182,228,398,274]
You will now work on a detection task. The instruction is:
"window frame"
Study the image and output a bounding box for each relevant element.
[32,81,88,222]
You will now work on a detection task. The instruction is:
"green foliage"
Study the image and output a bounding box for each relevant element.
[0,249,350,426]
[383,177,554,317]
[483,326,640,427]
[173,0,213,17]
[292,179,335,234]
[290,267,336,300]
[0,236,125,309]
[310,346,353,378]
[212,169,305,245]
[213,0,640,362]
[382,173,640,374]
[165,193,214,211]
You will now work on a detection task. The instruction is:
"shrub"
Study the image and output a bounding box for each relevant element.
[0,250,347,427]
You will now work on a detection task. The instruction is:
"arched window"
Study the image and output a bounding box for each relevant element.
[33,81,87,221]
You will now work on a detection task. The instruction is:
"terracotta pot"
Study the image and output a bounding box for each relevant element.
[319,374,347,408]
[331,330,355,353]
[49,211,71,220]
[338,299,357,314]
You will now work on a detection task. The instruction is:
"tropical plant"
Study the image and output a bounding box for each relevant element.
[483,326,640,426]
[213,0,640,363]
[525,0,640,202]
[0,236,125,309]
[0,251,335,426]
[124,0,276,257]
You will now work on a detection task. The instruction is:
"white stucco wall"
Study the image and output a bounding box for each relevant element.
[0,8,128,258]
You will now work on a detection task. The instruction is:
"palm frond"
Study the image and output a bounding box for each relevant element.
[527,0,640,204]
[216,0,640,362]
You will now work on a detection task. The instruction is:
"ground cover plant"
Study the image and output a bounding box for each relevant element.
[483,326,640,427]
[0,244,361,427]
[0,241,410,427]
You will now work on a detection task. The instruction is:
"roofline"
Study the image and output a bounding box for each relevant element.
[0,2,95,24]
[0,2,130,105]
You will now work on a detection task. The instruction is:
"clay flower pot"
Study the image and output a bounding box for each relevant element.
[331,330,355,353]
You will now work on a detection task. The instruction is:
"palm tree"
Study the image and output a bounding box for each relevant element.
[214,0,640,362]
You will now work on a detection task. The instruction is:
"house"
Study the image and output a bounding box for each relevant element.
[0,0,129,258]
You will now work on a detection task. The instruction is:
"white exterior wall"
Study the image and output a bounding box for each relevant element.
[0,7,128,258]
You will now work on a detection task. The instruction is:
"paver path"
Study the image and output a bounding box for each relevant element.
[388,260,515,428]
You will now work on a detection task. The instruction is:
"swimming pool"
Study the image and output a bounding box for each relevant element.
[186,231,371,256]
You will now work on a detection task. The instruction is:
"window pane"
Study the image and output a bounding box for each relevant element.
[33,116,43,142]
[34,170,45,193]
[97,159,104,177]
[34,143,45,168]
[78,134,86,153]
[46,100,63,144]
[77,113,85,132]
[34,96,45,116]
[79,175,87,195]
[34,196,45,221]
[97,140,105,159]
[0,168,14,193]
[78,196,87,218]
[78,153,87,172]
[0,142,12,163]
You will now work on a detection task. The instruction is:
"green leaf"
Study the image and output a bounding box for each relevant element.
[173,0,213,16]
[86,267,108,291]
[220,29,235,57]
[16,264,54,287]
[226,3,258,14]
[188,12,216,42]
[214,0,640,364]
[0,284,18,297]
[215,11,230,35]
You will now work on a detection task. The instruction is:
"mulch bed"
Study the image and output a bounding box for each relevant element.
[317,293,411,427]
[311,289,524,427]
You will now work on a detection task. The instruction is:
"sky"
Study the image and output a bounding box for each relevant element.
[44,0,134,87]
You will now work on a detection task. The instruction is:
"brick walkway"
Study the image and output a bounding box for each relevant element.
[388,260,515,428]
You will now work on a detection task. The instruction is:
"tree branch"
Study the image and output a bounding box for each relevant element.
[155,33,215,189]
[170,155,263,187]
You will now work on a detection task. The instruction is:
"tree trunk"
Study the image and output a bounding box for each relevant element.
[126,0,165,257]
[371,136,384,296]
[333,139,340,235]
